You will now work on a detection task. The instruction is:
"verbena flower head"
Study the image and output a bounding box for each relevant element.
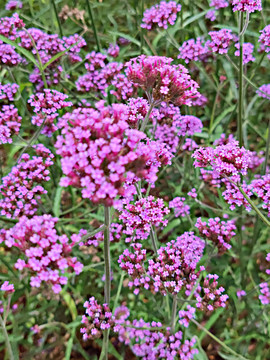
[195,217,236,254]
[0,82,19,101]
[250,174,270,216]
[256,84,270,100]
[141,1,181,30]
[126,97,149,129]
[210,0,229,9]
[178,38,212,64]
[177,115,203,137]
[0,13,24,41]
[0,105,22,144]
[5,0,23,10]
[206,10,217,21]
[195,274,229,312]
[0,281,14,293]
[169,197,190,218]
[81,297,114,340]
[192,140,252,177]
[0,215,83,293]
[125,55,200,106]
[259,25,270,58]
[107,43,120,58]
[119,196,169,240]
[178,305,196,328]
[119,232,205,296]
[56,103,173,206]
[0,145,54,218]
[0,44,23,66]
[232,0,262,12]
[209,29,233,54]
[234,42,255,64]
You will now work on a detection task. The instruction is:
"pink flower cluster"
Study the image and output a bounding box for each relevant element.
[177,115,203,137]
[0,281,15,293]
[250,175,270,216]
[192,140,251,177]
[56,103,173,206]
[126,97,149,129]
[0,215,83,293]
[126,55,200,106]
[81,297,114,340]
[141,1,181,30]
[234,42,255,64]
[210,0,229,9]
[5,0,23,10]
[28,89,73,136]
[178,38,212,63]
[259,253,270,305]
[195,274,229,312]
[232,0,262,13]
[120,196,169,241]
[195,217,236,254]
[208,29,233,54]
[119,232,205,296]
[0,82,19,101]
[169,197,190,218]
[107,43,120,58]
[206,10,217,22]
[178,305,196,328]
[0,144,54,218]
[259,25,270,59]
[0,105,22,144]
[256,84,270,100]
[0,44,23,66]
[81,223,122,247]
[0,13,24,41]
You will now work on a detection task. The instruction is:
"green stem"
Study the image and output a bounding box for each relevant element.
[238,12,244,147]
[0,314,14,360]
[191,319,250,360]
[101,206,111,360]
[170,295,177,333]
[140,102,154,132]
[140,0,144,54]
[50,0,63,37]
[85,0,101,52]
[262,119,270,175]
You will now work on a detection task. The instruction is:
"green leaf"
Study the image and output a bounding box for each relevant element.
[95,339,122,360]
[199,307,225,341]
[211,105,235,133]
[183,9,210,28]
[62,291,78,321]
[0,35,37,66]
[42,43,80,71]
[53,186,63,217]
[65,327,76,360]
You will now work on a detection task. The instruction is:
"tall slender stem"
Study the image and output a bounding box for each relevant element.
[140,0,144,54]
[262,119,270,175]
[0,314,14,360]
[170,295,178,333]
[50,0,63,37]
[101,206,111,360]
[85,0,101,52]
[140,102,154,132]
[238,12,244,147]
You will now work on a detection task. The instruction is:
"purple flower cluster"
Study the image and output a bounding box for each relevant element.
[259,254,270,305]
[234,42,255,64]
[250,175,270,216]
[80,223,122,247]
[0,281,15,293]
[195,274,229,312]
[107,43,120,58]
[5,0,23,10]
[256,84,270,100]
[81,297,114,340]
[0,105,22,144]
[141,1,181,30]
[56,103,173,206]
[0,13,24,41]
[0,215,83,293]
[206,10,217,22]
[195,217,236,254]
[232,0,262,13]
[209,29,233,54]
[119,232,205,296]
[178,38,212,64]
[178,305,196,328]
[0,145,54,218]
[192,140,251,177]
[169,197,190,218]
[177,115,203,137]
[0,44,23,67]
[119,196,169,241]
[126,55,200,106]
[111,73,138,101]
[126,97,149,129]
[0,82,19,101]
[28,89,73,136]
[259,25,270,59]
[210,0,229,9]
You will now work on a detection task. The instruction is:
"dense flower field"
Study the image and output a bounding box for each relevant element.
[0,0,269,359]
